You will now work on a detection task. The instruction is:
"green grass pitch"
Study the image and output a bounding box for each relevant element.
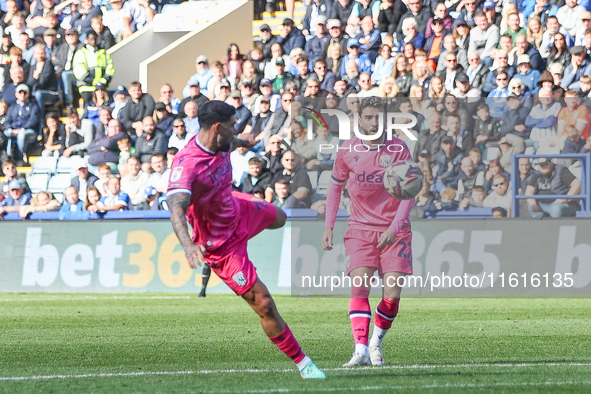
[1,295,591,393]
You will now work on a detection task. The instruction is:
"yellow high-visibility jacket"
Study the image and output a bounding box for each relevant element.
[72,45,115,93]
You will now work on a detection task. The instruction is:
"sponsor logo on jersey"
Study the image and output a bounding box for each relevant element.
[171,167,183,182]
[233,271,247,287]
[380,155,391,168]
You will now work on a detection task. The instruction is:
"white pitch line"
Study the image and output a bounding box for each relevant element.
[207,381,591,394]
[0,296,195,302]
[1,361,591,382]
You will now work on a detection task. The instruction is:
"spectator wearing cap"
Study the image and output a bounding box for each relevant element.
[483,0,502,26]
[55,28,82,107]
[253,78,280,114]
[71,0,103,36]
[5,84,40,164]
[259,24,277,60]
[321,18,349,60]
[525,158,580,218]
[424,17,449,65]
[305,15,330,69]
[424,3,453,37]
[183,55,213,98]
[450,71,480,99]
[271,57,294,95]
[276,18,305,55]
[72,31,115,106]
[179,79,209,115]
[514,54,541,94]
[562,46,591,90]
[91,15,115,50]
[111,85,128,119]
[158,83,181,115]
[303,0,332,36]
[42,28,62,64]
[574,11,591,45]
[0,179,31,215]
[557,0,586,37]
[468,11,500,61]
[70,159,98,199]
[246,97,272,145]
[341,37,371,77]
[238,78,259,114]
[122,0,156,39]
[118,81,155,136]
[229,90,252,134]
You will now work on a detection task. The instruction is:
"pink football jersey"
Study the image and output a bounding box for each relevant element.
[330,136,411,231]
[167,136,239,250]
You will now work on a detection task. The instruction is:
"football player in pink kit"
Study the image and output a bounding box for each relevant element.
[168,101,325,379]
[321,97,415,367]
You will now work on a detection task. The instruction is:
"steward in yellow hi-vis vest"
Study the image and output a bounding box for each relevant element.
[72,31,115,103]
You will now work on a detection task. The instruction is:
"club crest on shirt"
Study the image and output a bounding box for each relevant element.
[233,271,247,287]
[171,167,183,182]
[380,155,391,168]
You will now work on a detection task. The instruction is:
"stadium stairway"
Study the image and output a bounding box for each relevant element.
[252,1,306,40]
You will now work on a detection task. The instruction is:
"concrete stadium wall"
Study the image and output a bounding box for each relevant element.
[2,219,590,296]
[107,0,252,96]
[108,27,186,89]
[139,0,253,98]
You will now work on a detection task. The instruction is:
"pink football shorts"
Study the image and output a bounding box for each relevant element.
[344,228,413,277]
[204,192,277,295]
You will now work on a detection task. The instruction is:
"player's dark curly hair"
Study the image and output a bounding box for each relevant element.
[198,100,237,130]
[359,96,385,115]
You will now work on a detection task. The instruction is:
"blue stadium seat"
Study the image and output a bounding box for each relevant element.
[27,173,50,193]
[47,174,73,193]
[316,171,331,195]
[434,207,493,218]
[307,171,318,190]
[31,157,58,174]
[56,156,81,174]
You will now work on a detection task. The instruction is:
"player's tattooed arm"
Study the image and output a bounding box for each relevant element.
[169,192,206,269]
[169,192,193,250]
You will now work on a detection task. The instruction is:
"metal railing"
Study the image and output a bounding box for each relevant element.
[511,153,591,218]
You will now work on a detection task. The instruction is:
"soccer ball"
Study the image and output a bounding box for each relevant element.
[383,160,424,200]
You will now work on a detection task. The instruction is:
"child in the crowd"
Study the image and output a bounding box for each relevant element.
[459,185,486,209]
[423,187,459,217]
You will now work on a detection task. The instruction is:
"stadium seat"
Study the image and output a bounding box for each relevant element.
[316,171,331,195]
[32,157,58,174]
[53,192,64,204]
[569,166,583,180]
[56,156,81,174]
[307,171,318,190]
[536,147,561,157]
[524,146,534,156]
[27,173,50,193]
[483,147,500,164]
[47,174,72,193]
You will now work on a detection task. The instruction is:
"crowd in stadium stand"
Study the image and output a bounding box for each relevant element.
[0,0,590,219]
